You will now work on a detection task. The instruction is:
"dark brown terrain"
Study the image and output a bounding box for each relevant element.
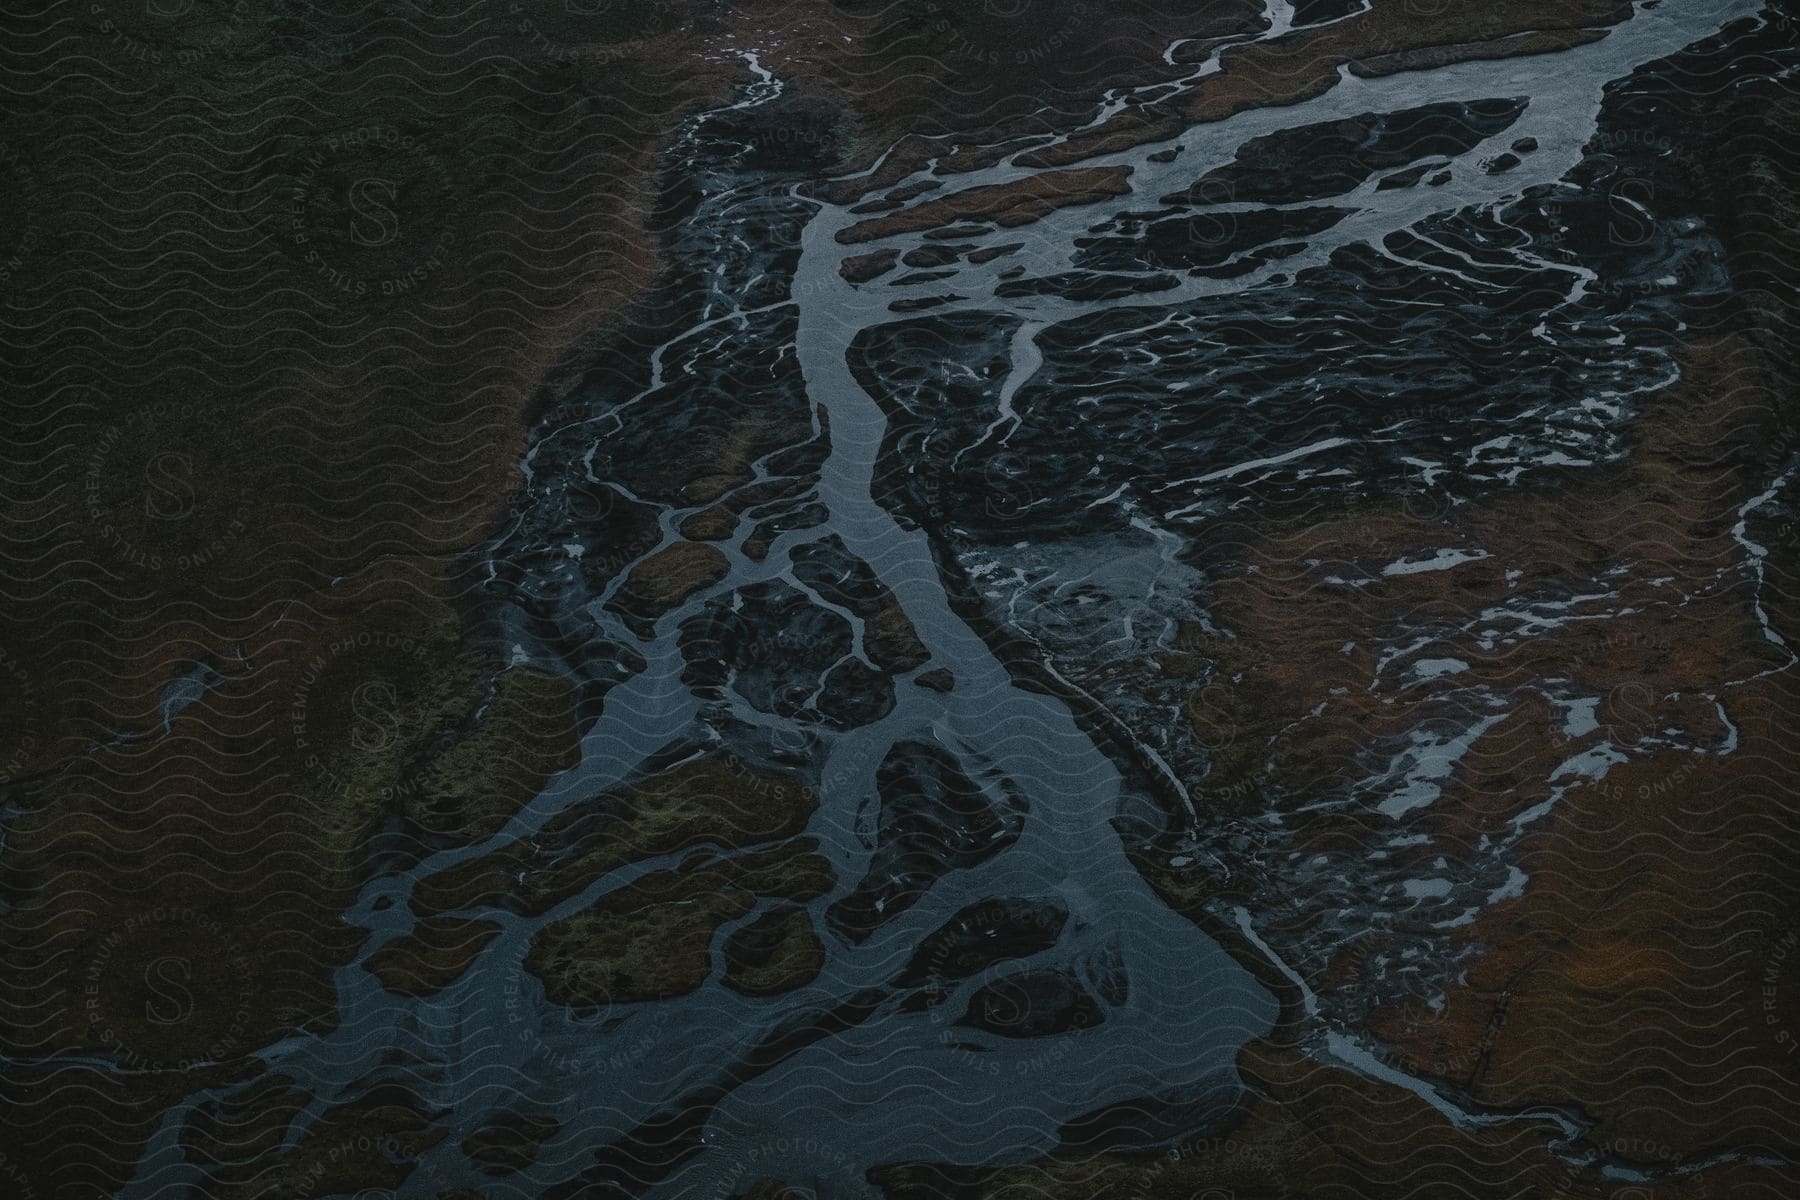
[2,1,1797,1197]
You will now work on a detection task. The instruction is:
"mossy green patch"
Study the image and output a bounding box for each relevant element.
[413,755,818,917]
[408,666,580,845]
[363,916,503,998]
[722,905,826,997]
[525,841,833,1007]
